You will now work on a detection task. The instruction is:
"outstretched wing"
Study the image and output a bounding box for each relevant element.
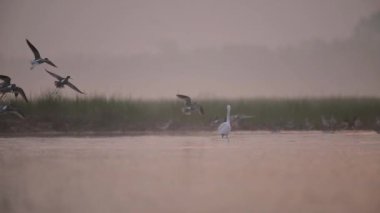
[45,59,57,68]
[231,114,254,120]
[26,39,41,59]
[10,109,25,119]
[14,87,28,102]
[45,69,64,80]
[238,114,254,119]
[0,75,11,84]
[66,82,85,94]
[198,105,205,115]
[0,105,25,119]
[176,94,192,105]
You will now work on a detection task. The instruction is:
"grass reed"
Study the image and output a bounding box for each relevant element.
[2,94,380,133]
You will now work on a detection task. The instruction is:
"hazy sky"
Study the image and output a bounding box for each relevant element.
[0,0,379,99]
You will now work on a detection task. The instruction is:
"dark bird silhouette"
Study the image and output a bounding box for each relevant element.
[0,75,28,102]
[0,104,25,119]
[0,75,11,88]
[176,94,204,115]
[45,69,84,94]
[26,39,57,70]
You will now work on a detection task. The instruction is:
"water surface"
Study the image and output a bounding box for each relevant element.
[1,131,380,213]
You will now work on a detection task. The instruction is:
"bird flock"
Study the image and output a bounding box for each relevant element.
[26,39,84,94]
[1,39,378,140]
[1,39,233,140]
[0,39,85,118]
[176,94,233,140]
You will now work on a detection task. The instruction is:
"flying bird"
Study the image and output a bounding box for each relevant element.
[26,39,57,70]
[0,75,11,88]
[0,75,28,102]
[176,94,204,115]
[218,105,231,141]
[45,69,84,94]
[0,104,25,119]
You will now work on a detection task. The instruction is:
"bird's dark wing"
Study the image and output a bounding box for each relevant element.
[0,105,7,112]
[198,106,205,115]
[14,87,28,102]
[238,114,254,120]
[66,82,85,94]
[176,94,192,105]
[0,105,25,119]
[26,39,41,59]
[45,59,57,68]
[10,109,25,119]
[0,75,11,84]
[45,69,64,80]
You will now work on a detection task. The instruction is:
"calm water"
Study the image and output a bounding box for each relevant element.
[1,131,380,213]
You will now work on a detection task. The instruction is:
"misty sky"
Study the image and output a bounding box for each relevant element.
[0,0,379,99]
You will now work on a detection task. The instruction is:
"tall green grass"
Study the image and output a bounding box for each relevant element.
[2,95,380,133]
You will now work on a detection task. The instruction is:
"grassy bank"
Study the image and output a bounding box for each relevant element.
[2,95,380,133]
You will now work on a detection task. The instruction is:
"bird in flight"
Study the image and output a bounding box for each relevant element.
[176,94,204,115]
[0,75,28,102]
[26,39,57,70]
[45,69,84,94]
[0,104,25,119]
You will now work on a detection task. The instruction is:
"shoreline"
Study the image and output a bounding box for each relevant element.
[0,130,378,138]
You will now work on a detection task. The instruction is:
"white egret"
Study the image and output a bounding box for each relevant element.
[218,105,231,141]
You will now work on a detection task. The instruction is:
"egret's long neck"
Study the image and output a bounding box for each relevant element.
[226,107,231,123]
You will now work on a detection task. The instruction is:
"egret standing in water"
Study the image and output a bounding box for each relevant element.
[218,105,231,142]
